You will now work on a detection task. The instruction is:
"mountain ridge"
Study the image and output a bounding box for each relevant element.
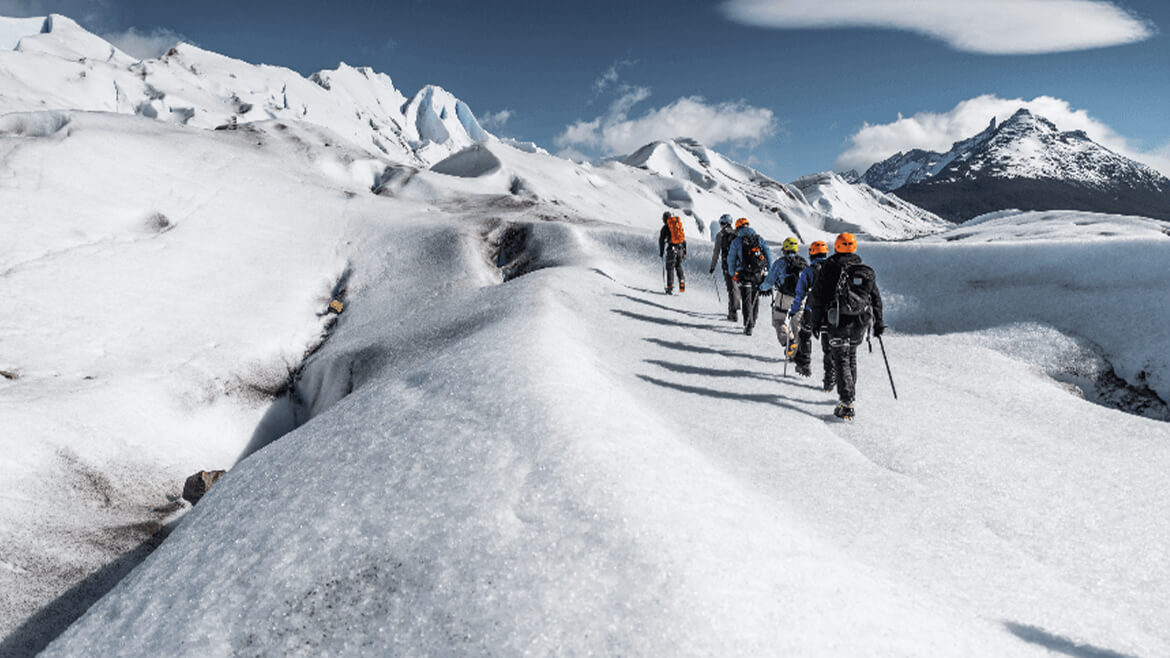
[862,108,1170,222]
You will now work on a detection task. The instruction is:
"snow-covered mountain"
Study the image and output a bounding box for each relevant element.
[791,171,951,239]
[0,14,491,165]
[863,108,1170,221]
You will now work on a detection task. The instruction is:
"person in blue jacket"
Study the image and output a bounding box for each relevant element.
[786,241,831,382]
[725,217,773,336]
[760,237,807,359]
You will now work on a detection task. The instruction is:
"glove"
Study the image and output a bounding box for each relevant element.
[732,273,738,283]
[873,324,886,338]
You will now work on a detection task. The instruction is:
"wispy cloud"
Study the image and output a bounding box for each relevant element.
[721,0,1155,54]
[558,66,776,158]
[102,26,186,60]
[837,94,1170,176]
[479,109,514,131]
[592,59,635,95]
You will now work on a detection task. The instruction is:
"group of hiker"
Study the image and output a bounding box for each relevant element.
[658,211,886,420]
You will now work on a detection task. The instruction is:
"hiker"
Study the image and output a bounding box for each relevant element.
[658,211,687,294]
[725,217,773,336]
[788,240,831,385]
[708,214,742,320]
[759,237,807,359]
[807,233,885,420]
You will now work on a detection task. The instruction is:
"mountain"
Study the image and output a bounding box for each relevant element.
[863,109,1170,222]
[862,118,1000,192]
[0,14,491,165]
[615,138,950,241]
[791,171,951,239]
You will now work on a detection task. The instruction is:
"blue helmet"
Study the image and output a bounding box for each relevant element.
[718,214,733,227]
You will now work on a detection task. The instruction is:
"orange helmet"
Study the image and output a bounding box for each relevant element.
[809,240,828,256]
[734,217,749,229]
[834,232,857,254]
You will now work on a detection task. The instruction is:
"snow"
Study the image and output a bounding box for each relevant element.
[0,16,46,50]
[792,171,950,239]
[3,13,1170,658]
[0,18,491,166]
[34,215,1170,657]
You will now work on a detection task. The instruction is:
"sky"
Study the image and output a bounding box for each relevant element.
[2,0,1168,181]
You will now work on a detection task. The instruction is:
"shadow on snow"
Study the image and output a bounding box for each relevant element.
[1003,621,1138,658]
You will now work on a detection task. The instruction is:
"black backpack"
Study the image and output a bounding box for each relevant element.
[779,254,808,296]
[738,233,767,282]
[828,262,876,327]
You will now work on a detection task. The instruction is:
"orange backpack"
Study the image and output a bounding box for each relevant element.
[665,215,685,244]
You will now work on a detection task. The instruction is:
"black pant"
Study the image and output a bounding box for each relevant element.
[664,246,685,290]
[738,281,760,330]
[827,320,867,403]
[722,270,739,316]
[797,314,834,386]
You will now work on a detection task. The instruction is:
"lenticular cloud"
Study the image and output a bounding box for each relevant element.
[720,0,1155,55]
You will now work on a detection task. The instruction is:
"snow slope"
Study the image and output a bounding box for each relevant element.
[38,214,1170,657]
[0,14,490,165]
[792,171,951,239]
[0,110,424,652]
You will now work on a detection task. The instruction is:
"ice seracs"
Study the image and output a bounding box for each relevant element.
[0,15,493,166]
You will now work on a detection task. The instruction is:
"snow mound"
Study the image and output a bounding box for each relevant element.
[0,15,47,50]
[0,110,71,136]
[14,14,135,65]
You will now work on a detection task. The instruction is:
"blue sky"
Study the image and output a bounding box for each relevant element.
[6,0,1168,181]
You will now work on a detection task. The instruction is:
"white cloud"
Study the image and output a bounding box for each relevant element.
[479,109,514,131]
[101,26,185,60]
[556,88,776,157]
[721,0,1155,55]
[837,94,1170,177]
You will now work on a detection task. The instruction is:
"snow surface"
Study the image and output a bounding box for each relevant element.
[38,214,1170,657]
[792,171,951,239]
[3,13,1169,658]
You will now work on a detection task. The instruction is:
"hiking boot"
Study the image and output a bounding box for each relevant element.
[726,313,737,321]
[744,326,753,336]
[665,287,673,295]
[679,282,685,292]
[833,401,854,420]
[795,363,811,377]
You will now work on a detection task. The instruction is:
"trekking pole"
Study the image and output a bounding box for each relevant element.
[661,255,668,291]
[877,335,898,400]
[713,273,722,303]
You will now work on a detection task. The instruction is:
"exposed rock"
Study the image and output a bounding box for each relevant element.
[182,470,226,505]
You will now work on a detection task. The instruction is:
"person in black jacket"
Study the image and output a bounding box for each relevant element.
[658,211,687,294]
[708,214,740,320]
[807,233,885,420]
